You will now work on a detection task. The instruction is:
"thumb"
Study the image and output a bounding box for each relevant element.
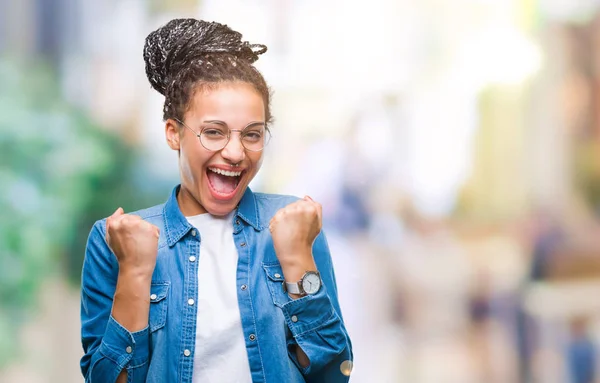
[111,207,124,218]
[304,196,322,226]
[107,207,124,227]
[105,207,123,243]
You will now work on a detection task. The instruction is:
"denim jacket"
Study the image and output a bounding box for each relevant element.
[80,185,353,382]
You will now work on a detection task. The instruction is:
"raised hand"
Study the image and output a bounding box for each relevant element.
[106,207,160,276]
[269,196,322,266]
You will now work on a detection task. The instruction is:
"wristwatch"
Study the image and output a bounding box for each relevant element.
[284,271,322,296]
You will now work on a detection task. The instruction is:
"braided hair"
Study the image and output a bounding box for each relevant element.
[143,19,271,124]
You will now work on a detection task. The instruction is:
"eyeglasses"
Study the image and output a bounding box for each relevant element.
[175,118,271,152]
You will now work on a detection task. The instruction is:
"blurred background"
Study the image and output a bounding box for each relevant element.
[2,0,600,382]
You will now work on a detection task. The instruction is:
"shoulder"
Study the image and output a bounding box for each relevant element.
[254,192,300,204]
[128,203,165,224]
[254,192,299,217]
[90,203,166,238]
[99,203,165,225]
[252,192,300,227]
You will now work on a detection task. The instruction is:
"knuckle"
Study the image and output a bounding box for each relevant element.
[125,214,137,221]
[126,216,140,226]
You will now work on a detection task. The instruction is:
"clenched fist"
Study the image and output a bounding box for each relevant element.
[269,196,322,265]
[106,207,160,276]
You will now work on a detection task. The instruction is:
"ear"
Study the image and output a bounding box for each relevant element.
[165,119,181,150]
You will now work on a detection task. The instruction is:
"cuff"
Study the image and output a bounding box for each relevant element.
[98,315,150,369]
[281,286,349,376]
[280,286,336,337]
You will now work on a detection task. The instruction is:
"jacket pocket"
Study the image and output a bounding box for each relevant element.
[149,282,169,332]
[262,262,290,308]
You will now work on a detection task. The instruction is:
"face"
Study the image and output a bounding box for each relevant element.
[166,82,266,216]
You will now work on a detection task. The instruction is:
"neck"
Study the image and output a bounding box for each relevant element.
[176,185,208,216]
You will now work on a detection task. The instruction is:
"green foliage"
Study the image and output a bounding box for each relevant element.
[0,58,165,367]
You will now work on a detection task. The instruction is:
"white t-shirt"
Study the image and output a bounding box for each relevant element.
[186,212,252,383]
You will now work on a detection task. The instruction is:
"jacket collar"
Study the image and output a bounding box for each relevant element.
[163,185,262,247]
[235,186,263,232]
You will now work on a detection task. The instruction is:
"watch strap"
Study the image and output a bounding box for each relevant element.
[284,271,322,296]
[284,281,303,295]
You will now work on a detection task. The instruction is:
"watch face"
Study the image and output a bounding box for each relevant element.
[302,272,321,295]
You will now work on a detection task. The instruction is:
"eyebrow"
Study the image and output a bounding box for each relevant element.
[203,120,266,129]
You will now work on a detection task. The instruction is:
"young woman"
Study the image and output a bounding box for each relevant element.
[80,19,353,383]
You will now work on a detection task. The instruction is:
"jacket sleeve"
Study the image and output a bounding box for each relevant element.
[280,231,354,382]
[80,220,151,383]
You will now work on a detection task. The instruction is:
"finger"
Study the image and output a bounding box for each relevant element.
[269,212,280,231]
[302,197,319,212]
[273,209,285,221]
[315,202,323,226]
[107,207,125,228]
[284,200,302,209]
[143,221,160,237]
[106,208,122,240]
[303,196,322,229]
[110,207,124,219]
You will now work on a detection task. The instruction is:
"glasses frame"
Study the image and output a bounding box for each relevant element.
[174,118,271,152]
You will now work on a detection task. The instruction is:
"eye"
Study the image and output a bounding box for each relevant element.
[242,130,263,142]
[202,128,227,138]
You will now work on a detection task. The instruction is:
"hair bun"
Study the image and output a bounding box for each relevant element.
[143,18,267,95]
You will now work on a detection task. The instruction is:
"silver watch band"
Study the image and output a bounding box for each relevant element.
[285,281,303,295]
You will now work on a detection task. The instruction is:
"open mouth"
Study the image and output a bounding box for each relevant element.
[206,167,244,199]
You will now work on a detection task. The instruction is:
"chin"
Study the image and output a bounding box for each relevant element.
[203,200,239,216]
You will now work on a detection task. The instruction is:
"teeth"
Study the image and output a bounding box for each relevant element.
[209,168,242,177]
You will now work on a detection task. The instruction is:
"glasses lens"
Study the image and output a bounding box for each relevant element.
[241,128,270,152]
[199,126,271,152]
[200,127,229,151]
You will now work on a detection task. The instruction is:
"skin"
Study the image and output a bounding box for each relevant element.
[110,82,319,382]
[166,82,265,217]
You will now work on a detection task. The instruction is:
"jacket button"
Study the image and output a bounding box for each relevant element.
[191,229,197,237]
[291,315,298,323]
[274,273,281,278]
[241,284,248,291]
[340,360,353,376]
[126,346,132,354]
[150,294,157,300]
[240,242,246,247]
[184,349,191,357]
[188,299,195,306]
[249,334,256,341]
[189,256,196,262]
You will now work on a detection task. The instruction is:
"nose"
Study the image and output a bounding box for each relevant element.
[220,131,246,164]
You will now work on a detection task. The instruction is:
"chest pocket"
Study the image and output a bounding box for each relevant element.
[149,282,170,332]
[262,262,290,308]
